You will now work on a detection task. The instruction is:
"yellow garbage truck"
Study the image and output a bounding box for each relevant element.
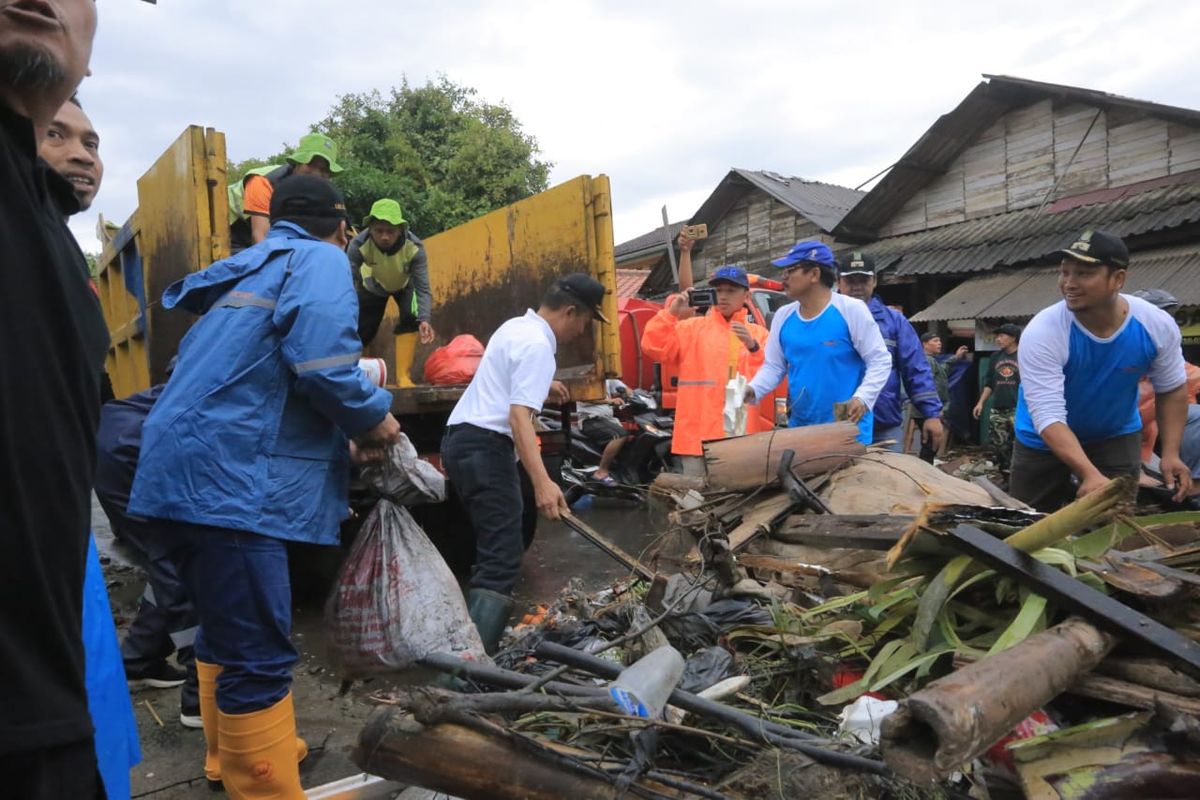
[94,125,620,572]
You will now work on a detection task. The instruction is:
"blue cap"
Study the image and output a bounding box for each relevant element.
[771,240,837,269]
[710,265,749,288]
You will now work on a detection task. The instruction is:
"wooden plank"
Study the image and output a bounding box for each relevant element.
[963,124,1007,218]
[946,524,1200,674]
[879,192,928,237]
[1053,103,1108,193]
[683,491,794,564]
[1108,117,1169,185]
[1005,99,1055,209]
[1064,673,1200,717]
[772,514,914,550]
[1169,123,1200,175]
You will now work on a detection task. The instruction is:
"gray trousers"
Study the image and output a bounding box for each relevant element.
[1008,431,1141,513]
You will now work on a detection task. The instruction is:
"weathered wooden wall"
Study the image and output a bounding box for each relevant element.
[692,189,828,278]
[879,99,1200,237]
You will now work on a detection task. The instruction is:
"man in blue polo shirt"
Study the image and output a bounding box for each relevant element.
[745,241,890,445]
[1011,229,1191,511]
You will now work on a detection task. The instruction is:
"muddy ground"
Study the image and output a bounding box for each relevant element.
[93,496,662,798]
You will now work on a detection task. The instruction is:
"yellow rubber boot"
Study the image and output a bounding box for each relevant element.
[201,662,308,791]
[394,331,418,388]
[217,692,305,799]
[196,660,223,787]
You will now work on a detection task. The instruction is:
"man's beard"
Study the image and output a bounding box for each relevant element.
[0,43,65,91]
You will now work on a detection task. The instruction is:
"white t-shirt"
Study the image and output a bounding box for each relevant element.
[447,309,557,437]
[577,379,629,421]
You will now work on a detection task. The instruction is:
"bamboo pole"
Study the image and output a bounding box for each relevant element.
[880,617,1115,783]
[908,476,1130,649]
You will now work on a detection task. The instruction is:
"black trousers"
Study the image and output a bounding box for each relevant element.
[98,496,199,709]
[0,737,105,799]
[357,284,418,346]
[441,424,525,595]
[1008,431,1141,512]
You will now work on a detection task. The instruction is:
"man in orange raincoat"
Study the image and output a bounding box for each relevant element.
[642,266,771,475]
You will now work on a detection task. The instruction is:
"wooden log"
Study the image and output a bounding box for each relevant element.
[1062,673,1200,717]
[1096,657,1200,697]
[355,707,686,800]
[971,476,1033,510]
[881,617,1115,783]
[683,492,793,564]
[701,423,864,492]
[650,472,707,496]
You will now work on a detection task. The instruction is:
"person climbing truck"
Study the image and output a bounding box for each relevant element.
[348,198,435,387]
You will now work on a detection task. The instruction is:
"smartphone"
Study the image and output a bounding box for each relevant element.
[688,287,717,309]
[681,223,708,241]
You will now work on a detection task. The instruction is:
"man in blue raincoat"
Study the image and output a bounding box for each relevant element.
[837,251,944,452]
[129,175,400,797]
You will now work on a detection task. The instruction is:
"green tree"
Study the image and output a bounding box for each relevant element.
[231,76,552,236]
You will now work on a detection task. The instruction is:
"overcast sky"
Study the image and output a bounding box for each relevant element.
[70,0,1198,253]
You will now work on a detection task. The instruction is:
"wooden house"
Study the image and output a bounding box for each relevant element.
[833,75,1200,347]
[616,169,863,293]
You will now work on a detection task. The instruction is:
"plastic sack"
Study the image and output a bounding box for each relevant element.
[326,499,485,675]
[423,334,485,385]
[357,435,445,505]
[723,374,748,437]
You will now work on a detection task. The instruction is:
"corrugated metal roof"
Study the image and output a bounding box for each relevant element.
[835,74,1200,241]
[615,269,651,299]
[868,179,1200,277]
[732,170,865,233]
[912,244,1200,322]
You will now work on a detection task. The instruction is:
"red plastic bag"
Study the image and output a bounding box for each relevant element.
[423,334,484,385]
[325,499,485,675]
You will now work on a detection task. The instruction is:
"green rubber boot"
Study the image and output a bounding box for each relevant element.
[467,588,515,655]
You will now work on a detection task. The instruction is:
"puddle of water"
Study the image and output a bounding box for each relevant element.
[515,497,667,609]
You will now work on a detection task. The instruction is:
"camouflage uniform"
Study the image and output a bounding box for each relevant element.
[988,408,1016,472]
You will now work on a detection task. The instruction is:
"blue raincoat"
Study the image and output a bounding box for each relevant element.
[128,222,392,545]
[867,295,943,428]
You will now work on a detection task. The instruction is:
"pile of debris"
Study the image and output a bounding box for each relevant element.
[353,423,1200,799]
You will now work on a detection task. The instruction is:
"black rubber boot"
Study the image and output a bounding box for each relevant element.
[467,588,515,655]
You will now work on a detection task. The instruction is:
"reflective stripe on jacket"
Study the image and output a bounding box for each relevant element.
[128,221,393,545]
[641,300,770,456]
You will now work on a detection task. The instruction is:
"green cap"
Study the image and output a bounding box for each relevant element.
[363,198,406,227]
[287,133,344,174]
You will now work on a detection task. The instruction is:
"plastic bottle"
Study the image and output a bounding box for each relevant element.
[608,644,685,719]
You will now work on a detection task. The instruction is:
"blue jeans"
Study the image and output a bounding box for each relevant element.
[872,424,904,453]
[164,522,296,714]
[441,424,524,595]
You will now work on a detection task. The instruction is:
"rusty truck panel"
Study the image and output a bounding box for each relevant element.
[95,126,618,410]
[95,125,229,397]
[360,174,621,412]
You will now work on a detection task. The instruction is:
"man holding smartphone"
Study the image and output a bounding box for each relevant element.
[642,264,770,475]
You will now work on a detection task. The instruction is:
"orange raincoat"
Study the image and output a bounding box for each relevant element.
[641,300,772,456]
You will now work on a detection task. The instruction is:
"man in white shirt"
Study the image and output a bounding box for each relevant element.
[441,273,609,651]
[1011,229,1191,511]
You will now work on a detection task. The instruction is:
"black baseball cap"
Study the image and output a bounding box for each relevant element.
[995,323,1022,339]
[555,273,610,324]
[1056,229,1129,269]
[269,175,349,222]
[841,251,876,277]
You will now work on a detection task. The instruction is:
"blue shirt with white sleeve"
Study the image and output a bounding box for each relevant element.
[748,293,891,444]
[1015,295,1186,450]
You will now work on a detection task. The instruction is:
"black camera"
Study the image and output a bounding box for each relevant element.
[687,287,717,309]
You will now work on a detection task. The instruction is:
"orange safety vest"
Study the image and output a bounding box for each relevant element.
[641,300,772,456]
[1139,361,1200,461]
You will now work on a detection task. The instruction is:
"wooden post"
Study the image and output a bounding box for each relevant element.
[701,423,863,492]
